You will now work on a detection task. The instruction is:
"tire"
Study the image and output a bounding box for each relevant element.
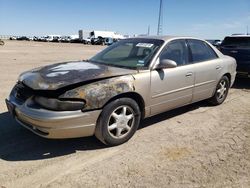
[0,40,4,46]
[95,98,141,146]
[210,76,230,105]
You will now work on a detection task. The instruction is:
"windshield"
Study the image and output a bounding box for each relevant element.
[90,38,164,69]
[222,37,250,47]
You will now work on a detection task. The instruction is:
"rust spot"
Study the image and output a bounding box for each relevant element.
[77,90,86,98]
[60,75,135,110]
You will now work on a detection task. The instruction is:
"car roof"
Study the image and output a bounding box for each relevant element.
[136,35,225,58]
[134,35,205,42]
[225,35,250,38]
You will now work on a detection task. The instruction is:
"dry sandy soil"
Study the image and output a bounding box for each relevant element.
[0,40,250,188]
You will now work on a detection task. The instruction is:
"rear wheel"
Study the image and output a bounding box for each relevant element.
[210,76,230,105]
[95,98,141,146]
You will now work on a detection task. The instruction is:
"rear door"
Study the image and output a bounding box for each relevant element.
[187,39,221,102]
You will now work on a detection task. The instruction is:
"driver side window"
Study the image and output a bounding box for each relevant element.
[160,40,188,66]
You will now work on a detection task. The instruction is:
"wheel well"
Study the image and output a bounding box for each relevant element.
[103,92,145,119]
[223,73,231,86]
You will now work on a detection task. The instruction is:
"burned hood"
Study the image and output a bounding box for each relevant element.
[19,61,137,90]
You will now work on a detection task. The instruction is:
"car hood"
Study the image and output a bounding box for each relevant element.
[19,61,137,90]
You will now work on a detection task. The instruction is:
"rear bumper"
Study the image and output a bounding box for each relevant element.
[231,71,237,87]
[237,71,250,78]
[6,97,101,139]
[237,63,250,71]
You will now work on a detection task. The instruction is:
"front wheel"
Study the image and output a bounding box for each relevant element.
[210,76,230,105]
[95,98,141,146]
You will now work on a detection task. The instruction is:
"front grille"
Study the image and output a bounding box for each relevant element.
[14,82,34,101]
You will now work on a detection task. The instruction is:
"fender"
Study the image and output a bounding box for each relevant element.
[60,75,135,110]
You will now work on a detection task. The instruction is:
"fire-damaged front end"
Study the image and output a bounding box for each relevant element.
[6,61,137,138]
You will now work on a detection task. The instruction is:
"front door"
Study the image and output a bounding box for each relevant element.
[150,40,195,116]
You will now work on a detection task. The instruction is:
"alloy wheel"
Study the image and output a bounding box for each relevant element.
[216,80,227,100]
[107,105,135,139]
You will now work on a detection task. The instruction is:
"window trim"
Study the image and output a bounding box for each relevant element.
[157,39,189,67]
[187,39,219,64]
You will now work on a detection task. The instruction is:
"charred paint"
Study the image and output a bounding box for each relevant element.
[60,75,135,110]
[19,61,137,90]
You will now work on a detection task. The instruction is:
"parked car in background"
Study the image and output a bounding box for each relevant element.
[220,35,250,77]
[39,36,46,42]
[9,36,17,40]
[90,30,124,40]
[59,36,71,43]
[33,36,45,42]
[70,38,81,43]
[33,36,39,41]
[16,36,30,41]
[58,36,71,42]
[91,36,105,45]
[6,36,236,146]
[44,35,61,42]
[51,36,60,42]
[90,30,124,45]
[83,37,91,44]
[206,39,222,48]
[104,38,119,45]
[59,35,80,43]
[104,37,114,45]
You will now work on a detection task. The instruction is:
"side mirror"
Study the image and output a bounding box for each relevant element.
[156,59,177,69]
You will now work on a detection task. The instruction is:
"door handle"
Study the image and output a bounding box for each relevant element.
[185,72,193,77]
[216,66,222,70]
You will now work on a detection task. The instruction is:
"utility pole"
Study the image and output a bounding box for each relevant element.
[147,25,150,36]
[157,0,163,36]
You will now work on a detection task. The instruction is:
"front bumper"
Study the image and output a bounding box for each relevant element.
[6,96,101,139]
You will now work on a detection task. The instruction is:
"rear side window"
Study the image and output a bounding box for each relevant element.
[188,39,218,63]
[222,37,250,47]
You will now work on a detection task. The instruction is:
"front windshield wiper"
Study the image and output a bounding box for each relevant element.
[104,63,137,70]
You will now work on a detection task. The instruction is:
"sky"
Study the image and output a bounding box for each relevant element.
[0,0,250,39]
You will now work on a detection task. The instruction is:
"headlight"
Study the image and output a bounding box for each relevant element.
[34,96,85,111]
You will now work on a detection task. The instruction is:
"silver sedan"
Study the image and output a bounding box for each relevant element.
[6,36,237,146]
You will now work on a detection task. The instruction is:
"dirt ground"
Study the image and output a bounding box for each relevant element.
[0,40,249,188]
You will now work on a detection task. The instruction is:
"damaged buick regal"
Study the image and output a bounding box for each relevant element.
[6,36,237,146]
